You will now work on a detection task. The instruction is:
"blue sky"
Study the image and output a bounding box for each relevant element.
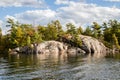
[0,0,120,34]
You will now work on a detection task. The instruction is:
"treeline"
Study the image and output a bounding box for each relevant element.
[0,19,120,52]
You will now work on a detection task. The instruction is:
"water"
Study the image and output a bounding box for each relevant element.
[0,53,120,80]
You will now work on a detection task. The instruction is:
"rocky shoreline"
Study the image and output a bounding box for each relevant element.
[9,35,112,57]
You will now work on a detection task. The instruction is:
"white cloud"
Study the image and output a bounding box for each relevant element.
[6,9,57,25]
[55,0,86,5]
[0,20,3,28]
[5,15,18,22]
[57,2,120,27]
[4,1,120,28]
[55,0,70,5]
[104,0,120,2]
[0,0,46,8]
[0,20,10,35]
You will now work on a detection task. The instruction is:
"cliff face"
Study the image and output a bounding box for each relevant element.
[10,35,108,57]
[79,35,107,57]
[80,35,106,53]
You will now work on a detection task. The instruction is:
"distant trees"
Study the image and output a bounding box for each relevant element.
[66,23,76,36]
[92,22,102,39]
[77,26,83,35]
[37,20,64,41]
[1,18,120,52]
[65,23,83,46]
[83,20,120,49]
[0,28,2,50]
[83,26,92,36]
[112,33,120,49]
[0,28,10,51]
[0,28,2,42]
[103,20,120,49]
[0,28,2,38]
[5,19,42,48]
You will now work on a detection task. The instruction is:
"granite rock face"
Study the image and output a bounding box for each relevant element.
[10,35,108,57]
[79,35,107,57]
[35,41,67,56]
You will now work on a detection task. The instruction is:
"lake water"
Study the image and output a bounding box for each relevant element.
[0,53,120,80]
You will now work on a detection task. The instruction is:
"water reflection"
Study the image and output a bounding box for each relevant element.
[106,53,120,60]
[0,53,120,80]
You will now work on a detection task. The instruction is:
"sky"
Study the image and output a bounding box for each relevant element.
[0,0,120,34]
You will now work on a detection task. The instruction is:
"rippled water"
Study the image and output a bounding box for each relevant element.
[0,53,120,80]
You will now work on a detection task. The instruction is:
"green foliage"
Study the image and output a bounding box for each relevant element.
[5,19,43,48]
[112,34,120,49]
[1,18,120,51]
[0,28,2,44]
[103,28,112,43]
[92,22,102,39]
[77,26,83,34]
[73,34,82,46]
[103,20,120,49]
[45,23,58,40]
[83,26,92,36]
[32,32,42,43]
[52,20,64,36]
[65,23,82,47]
[37,25,46,40]
[0,28,3,50]
[0,28,2,38]
[66,23,76,36]
[38,20,64,41]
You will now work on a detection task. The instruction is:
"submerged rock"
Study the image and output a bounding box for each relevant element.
[67,47,86,57]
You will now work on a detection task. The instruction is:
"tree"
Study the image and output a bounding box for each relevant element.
[92,22,102,39]
[37,20,64,41]
[0,28,2,38]
[83,26,92,36]
[66,23,76,36]
[112,34,120,49]
[103,27,112,43]
[21,24,42,46]
[102,20,120,48]
[52,20,64,36]
[45,23,58,40]
[0,28,2,42]
[31,31,42,43]
[0,28,2,50]
[104,20,120,43]
[109,20,120,44]
[76,26,83,35]
[37,25,46,40]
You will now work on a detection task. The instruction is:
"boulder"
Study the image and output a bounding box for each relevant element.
[79,35,107,56]
[35,40,67,55]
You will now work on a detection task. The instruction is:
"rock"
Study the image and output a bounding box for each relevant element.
[10,45,35,54]
[79,35,107,56]
[67,47,86,57]
[36,41,67,56]
[9,35,108,57]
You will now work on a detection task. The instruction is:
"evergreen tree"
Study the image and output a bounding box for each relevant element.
[83,26,92,36]
[92,22,101,39]
[66,23,76,36]
[112,34,120,49]
[76,26,83,35]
